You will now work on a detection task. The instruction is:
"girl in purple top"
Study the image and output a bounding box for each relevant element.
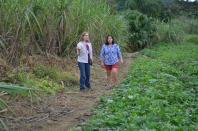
[100,35,123,87]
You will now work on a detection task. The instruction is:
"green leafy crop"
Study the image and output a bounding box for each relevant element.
[83,42,198,130]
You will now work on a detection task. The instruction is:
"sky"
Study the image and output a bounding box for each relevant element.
[185,0,196,2]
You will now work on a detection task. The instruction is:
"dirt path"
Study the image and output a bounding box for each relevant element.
[39,53,137,131]
[0,53,137,131]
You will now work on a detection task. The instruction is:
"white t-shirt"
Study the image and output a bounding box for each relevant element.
[77,41,93,63]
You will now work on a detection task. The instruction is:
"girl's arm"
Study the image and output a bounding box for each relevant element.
[117,45,123,63]
[77,43,81,56]
[100,45,105,67]
[90,43,93,60]
[77,48,80,56]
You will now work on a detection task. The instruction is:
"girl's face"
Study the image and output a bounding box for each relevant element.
[107,36,113,44]
[83,33,89,42]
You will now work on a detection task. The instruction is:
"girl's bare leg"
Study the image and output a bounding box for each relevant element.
[105,71,112,88]
[106,71,111,82]
[112,68,118,85]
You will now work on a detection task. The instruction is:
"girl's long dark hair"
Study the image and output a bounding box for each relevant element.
[105,35,115,45]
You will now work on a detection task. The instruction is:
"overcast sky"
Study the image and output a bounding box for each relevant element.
[185,0,196,2]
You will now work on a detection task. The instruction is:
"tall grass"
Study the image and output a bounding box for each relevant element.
[154,17,198,44]
[0,0,127,65]
[173,17,198,35]
[155,20,185,44]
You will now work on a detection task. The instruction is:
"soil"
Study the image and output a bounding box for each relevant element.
[0,53,138,131]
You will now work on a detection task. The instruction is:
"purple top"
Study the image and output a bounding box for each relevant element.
[100,44,122,65]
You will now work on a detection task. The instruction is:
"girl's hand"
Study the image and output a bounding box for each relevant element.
[77,48,80,56]
[101,62,105,68]
[120,59,123,64]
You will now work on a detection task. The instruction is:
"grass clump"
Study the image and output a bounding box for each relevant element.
[33,64,59,80]
[13,64,78,95]
[185,35,198,45]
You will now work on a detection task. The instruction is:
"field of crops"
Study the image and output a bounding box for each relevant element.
[82,42,198,130]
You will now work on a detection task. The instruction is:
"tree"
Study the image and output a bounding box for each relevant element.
[125,10,156,51]
[115,0,164,18]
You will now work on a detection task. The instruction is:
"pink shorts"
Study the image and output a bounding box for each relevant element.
[105,63,119,72]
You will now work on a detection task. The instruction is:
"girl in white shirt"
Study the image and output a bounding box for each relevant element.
[77,32,93,91]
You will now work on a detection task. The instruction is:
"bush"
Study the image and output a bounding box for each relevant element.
[14,64,78,94]
[33,64,78,84]
[118,0,164,18]
[125,10,156,51]
[33,64,58,80]
[15,71,63,95]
